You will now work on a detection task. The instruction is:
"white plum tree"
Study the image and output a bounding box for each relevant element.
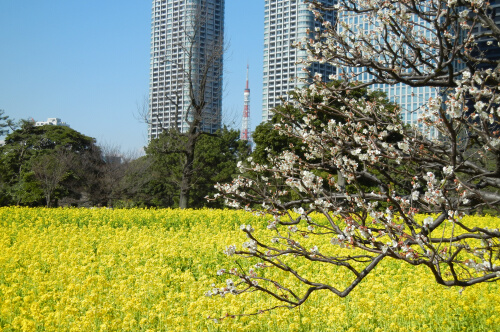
[208,0,500,316]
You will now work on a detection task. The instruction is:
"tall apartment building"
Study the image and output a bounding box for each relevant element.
[338,2,500,138]
[149,0,224,140]
[335,7,487,138]
[262,0,336,122]
[335,9,442,137]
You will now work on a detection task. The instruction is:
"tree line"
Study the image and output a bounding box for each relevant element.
[0,111,254,208]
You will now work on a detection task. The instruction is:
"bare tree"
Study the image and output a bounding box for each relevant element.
[209,0,500,317]
[102,144,151,207]
[146,1,225,208]
[31,149,74,207]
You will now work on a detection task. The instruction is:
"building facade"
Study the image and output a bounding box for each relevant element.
[34,118,70,128]
[338,2,500,138]
[471,0,500,70]
[149,0,224,140]
[336,9,444,138]
[262,0,336,122]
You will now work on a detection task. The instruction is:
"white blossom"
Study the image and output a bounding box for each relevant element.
[242,240,258,253]
[443,166,453,176]
[223,245,236,256]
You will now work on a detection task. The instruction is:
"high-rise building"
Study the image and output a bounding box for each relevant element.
[336,7,469,139]
[262,0,336,122]
[471,0,500,70]
[148,0,224,141]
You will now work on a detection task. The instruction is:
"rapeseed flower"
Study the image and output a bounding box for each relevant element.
[0,207,498,331]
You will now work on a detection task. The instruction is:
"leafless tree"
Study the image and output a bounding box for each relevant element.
[97,143,147,206]
[31,149,74,207]
[145,1,225,208]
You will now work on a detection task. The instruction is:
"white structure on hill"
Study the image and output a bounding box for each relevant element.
[34,118,70,128]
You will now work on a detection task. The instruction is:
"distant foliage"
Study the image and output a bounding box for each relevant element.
[0,121,102,207]
[0,109,16,136]
[144,127,250,208]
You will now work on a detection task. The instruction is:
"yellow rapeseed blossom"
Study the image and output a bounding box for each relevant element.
[0,207,498,331]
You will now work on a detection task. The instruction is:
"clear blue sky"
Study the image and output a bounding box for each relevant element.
[0,1,264,155]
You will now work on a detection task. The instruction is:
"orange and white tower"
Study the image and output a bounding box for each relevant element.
[241,64,251,141]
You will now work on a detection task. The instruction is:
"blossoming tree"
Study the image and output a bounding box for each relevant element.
[208,0,500,315]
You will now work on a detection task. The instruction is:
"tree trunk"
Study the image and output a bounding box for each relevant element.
[179,139,195,209]
[46,193,51,208]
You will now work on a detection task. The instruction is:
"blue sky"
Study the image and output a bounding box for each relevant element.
[0,0,264,155]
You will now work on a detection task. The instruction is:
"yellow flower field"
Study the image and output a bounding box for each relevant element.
[0,207,499,331]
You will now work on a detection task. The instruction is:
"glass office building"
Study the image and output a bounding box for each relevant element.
[262,0,336,122]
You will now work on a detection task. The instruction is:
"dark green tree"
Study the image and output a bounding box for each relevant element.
[0,121,102,206]
[0,109,16,136]
[144,127,250,208]
[251,83,399,204]
[253,82,398,162]
[252,104,303,165]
